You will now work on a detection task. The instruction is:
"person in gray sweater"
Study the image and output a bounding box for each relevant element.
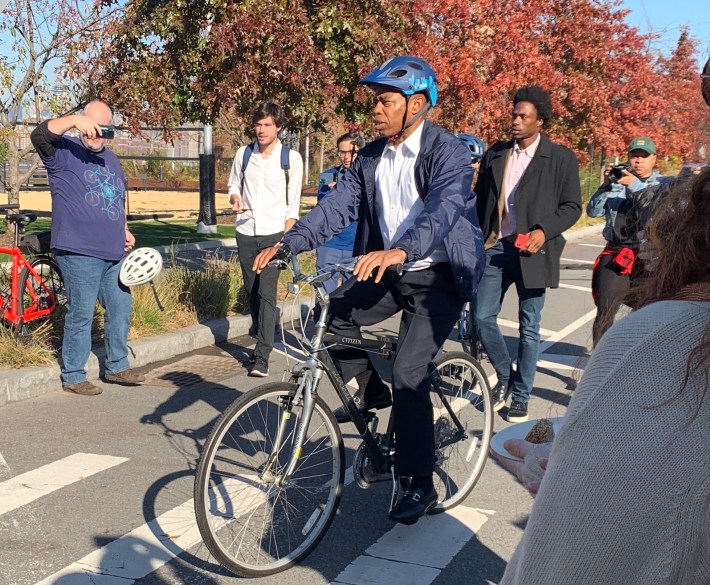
[497,168,710,584]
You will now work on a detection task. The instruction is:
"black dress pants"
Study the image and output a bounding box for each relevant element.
[236,231,283,360]
[591,252,641,345]
[327,263,463,477]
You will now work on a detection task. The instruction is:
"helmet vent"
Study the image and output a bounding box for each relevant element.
[390,69,408,78]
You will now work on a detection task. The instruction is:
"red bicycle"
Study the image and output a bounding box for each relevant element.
[0,203,65,339]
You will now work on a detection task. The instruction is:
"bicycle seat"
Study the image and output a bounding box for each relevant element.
[6,212,37,224]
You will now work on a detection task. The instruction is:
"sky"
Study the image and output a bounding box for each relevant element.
[620,0,710,61]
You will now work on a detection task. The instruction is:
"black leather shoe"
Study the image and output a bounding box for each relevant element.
[333,386,392,423]
[388,486,438,525]
[491,381,510,412]
[507,400,529,423]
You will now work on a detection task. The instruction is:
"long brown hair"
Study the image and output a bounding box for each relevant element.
[631,168,710,410]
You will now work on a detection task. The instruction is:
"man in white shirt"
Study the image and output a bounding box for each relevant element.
[253,57,485,525]
[227,99,303,377]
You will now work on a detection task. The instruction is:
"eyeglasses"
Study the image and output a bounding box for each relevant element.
[337,149,359,156]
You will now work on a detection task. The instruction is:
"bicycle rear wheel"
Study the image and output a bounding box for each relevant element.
[429,351,493,511]
[16,257,66,340]
[194,382,345,577]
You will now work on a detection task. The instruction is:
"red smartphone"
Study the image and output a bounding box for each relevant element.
[514,233,529,249]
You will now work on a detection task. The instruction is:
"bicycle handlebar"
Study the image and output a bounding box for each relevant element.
[268,255,403,286]
[0,204,20,212]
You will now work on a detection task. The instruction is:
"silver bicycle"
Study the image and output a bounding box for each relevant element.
[193,255,493,577]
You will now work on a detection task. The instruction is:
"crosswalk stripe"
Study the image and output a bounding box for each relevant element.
[498,318,555,337]
[0,453,129,517]
[33,498,200,585]
[539,310,596,354]
[558,283,593,293]
[331,506,491,585]
[561,257,595,265]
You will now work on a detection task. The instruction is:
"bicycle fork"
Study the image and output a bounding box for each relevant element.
[260,368,321,487]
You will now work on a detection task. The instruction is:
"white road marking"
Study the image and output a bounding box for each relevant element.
[537,353,590,372]
[578,243,604,248]
[538,310,596,354]
[33,474,278,584]
[33,498,200,585]
[557,283,593,293]
[498,318,555,337]
[0,453,128,517]
[561,257,595,265]
[331,506,490,585]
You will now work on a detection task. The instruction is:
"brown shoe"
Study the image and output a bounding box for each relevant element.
[103,369,146,385]
[63,381,102,396]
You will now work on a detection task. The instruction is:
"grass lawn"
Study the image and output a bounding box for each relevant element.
[1,217,235,253]
[129,219,234,248]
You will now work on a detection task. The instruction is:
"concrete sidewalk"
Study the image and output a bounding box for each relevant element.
[0,237,293,408]
[0,224,602,408]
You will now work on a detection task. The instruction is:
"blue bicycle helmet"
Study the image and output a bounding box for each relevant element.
[359,56,438,107]
[457,134,486,162]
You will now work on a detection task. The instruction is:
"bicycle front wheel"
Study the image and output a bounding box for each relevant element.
[194,383,345,577]
[430,351,493,511]
[16,256,66,340]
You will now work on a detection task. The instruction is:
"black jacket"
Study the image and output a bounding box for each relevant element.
[474,133,582,289]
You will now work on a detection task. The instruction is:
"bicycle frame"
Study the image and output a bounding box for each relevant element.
[1,204,60,328]
[263,256,470,486]
[0,245,58,326]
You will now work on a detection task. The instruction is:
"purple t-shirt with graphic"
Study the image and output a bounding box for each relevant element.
[39,135,126,261]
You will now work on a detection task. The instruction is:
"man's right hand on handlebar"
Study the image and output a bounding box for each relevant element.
[253,244,285,273]
[354,249,406,283]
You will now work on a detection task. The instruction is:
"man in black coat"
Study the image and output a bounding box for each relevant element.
[474,85,582,422]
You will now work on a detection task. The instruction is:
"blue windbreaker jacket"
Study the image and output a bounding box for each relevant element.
[283,121,485,302]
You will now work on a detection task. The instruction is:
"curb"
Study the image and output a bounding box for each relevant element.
[1,225,602,408]
[0,300,307,408]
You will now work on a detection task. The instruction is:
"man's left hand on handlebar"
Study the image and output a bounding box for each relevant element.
[354,249,406,283]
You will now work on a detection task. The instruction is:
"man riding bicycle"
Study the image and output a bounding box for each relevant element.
[254,56,485,525]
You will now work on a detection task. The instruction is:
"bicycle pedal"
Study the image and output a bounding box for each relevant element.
[362,411,377,425]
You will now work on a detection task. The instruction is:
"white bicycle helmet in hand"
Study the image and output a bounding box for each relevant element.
[120,247,163,287]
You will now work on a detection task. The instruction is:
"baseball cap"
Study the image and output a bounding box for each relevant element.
[627,137,656,155]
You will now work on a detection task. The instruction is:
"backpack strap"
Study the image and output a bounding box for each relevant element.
[280,145,290,206]
[240,142,256,199]
[241,142,291,205]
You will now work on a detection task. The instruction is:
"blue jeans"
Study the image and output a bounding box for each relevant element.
[473,241,545,404]
[54,251,133,385]
[316,246,354,294]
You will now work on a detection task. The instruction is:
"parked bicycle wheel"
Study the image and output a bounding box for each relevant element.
[429,351,493,510]
[194,382,345,577]
[15,256,66,339]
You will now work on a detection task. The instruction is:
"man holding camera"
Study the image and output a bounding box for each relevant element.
[586,136,672,345]
[31,100,143,395]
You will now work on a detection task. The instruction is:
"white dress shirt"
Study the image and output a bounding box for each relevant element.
[500,132,541,238]
[375,122,447,271]
[227,140,303,236]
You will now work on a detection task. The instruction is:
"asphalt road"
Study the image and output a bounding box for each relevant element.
[0,228,604,585]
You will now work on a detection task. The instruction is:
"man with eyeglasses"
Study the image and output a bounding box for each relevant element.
[316,132,366,293]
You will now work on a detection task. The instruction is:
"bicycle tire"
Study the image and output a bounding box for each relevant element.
[429,351,493,511]
[16,256,66,339]
[194,382,345,577]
